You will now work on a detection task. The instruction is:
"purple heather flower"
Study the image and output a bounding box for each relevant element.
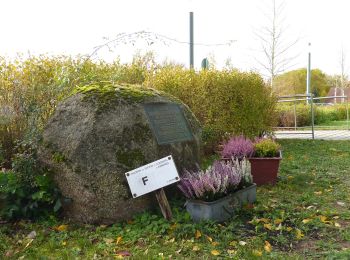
[221,135,254,159]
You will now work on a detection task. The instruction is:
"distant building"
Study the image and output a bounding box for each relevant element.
[325,88,350,103]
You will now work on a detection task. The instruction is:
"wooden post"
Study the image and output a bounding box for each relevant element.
[154,188,173,220]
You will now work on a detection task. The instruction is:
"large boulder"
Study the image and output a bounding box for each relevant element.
[39,83,201,224]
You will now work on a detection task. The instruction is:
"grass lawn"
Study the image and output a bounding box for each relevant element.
[315,120,349,129]
[1,139,350,259]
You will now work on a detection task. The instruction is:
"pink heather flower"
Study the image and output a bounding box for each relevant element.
[221,135,254,159]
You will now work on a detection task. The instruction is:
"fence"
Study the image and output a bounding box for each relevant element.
[275,94,349,140]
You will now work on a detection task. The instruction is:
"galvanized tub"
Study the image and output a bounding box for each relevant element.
[185,184,257,222]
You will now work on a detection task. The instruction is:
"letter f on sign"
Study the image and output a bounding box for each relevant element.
[142,176,148,185]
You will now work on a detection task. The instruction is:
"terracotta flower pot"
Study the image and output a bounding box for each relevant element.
[248,152,282,186]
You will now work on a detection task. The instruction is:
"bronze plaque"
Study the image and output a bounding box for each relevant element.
[144,103,193,145]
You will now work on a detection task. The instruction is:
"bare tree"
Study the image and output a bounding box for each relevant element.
[255,0,299,88]
[337,47,348,102]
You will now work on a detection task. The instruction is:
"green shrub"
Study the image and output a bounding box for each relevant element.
[146,68,277,152]
[277,103,348,127]
[253,139,281,158]
[0,141,61,220]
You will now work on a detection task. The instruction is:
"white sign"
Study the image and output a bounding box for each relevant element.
[125,155,180,198]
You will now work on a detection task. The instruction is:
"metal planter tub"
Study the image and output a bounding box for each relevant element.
[185,184,257,222]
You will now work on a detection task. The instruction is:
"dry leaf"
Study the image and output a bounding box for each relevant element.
[274,219,283,225]
[167,237,175,243]
[296,229,304,240]
[116,236,122,244]
[229,241,237,246]
[286,227,293,232]
[264,241,272,252]
[103,238,114,244]
[206,236,213,243]
[195,230,201,239]
[239,241,247,246]
[55,225,68,232]
[211,242,219,246]
[319,215,331,224]
[227,249,236,255]
[62,241,67,246]
[252,250,263,256]
[264,223,273,230]
[192,245,200,251]
[211,250,220,256]
[302,218,312,224]
[333,216,340,219]
[26,231,37,239]
[259,218,270,223]
[337,201,346,207]
[314,191,322,195]
[334,222,341,227]
[275,223,282,231]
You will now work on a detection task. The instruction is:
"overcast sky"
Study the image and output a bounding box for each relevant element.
[1,0,349,76]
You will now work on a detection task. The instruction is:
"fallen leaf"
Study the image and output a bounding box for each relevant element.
[192,245,200,251]
[334,222,341,227]
[319,215,331,224]
[175,248,182,254]
[302,218,312,224]
[55,225,68,232]
[116,236,122,244]
[26,231,37,239]
[275,223,282,231]
[337,201,346,207]
[333,216,340,219]
[206,236,213,243]
[211,250,220,256]
[252,250,263,256]
[211,242,219,246]
[296,229,304,240]
[264,223,273,230]
[103,238,114,244]
[229,241,237,246]
[227,249,236,255]
[286,227,293,232]
[127,220,134,225]
[195,230,201,239]
[287,176,294,180]
[258,218,270,223]
[239,241,247,246]
[314,191,322,195]
[62,241,67,246]
[274,219,283,225]
[167,237,175,243]
[264,241,272,252]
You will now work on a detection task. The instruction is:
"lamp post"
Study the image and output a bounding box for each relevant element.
[189,12,194,69]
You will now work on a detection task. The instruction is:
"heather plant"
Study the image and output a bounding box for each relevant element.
[253,138,281,157]
[178,160,241,202]
[221,135,254,159]
[232,157,252,186]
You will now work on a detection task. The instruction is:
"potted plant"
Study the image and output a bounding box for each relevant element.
[178,159,256,222]
[248,138,282,186]
[220,135,254,161]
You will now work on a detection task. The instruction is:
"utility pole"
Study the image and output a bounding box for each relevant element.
[189,12,194,69]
